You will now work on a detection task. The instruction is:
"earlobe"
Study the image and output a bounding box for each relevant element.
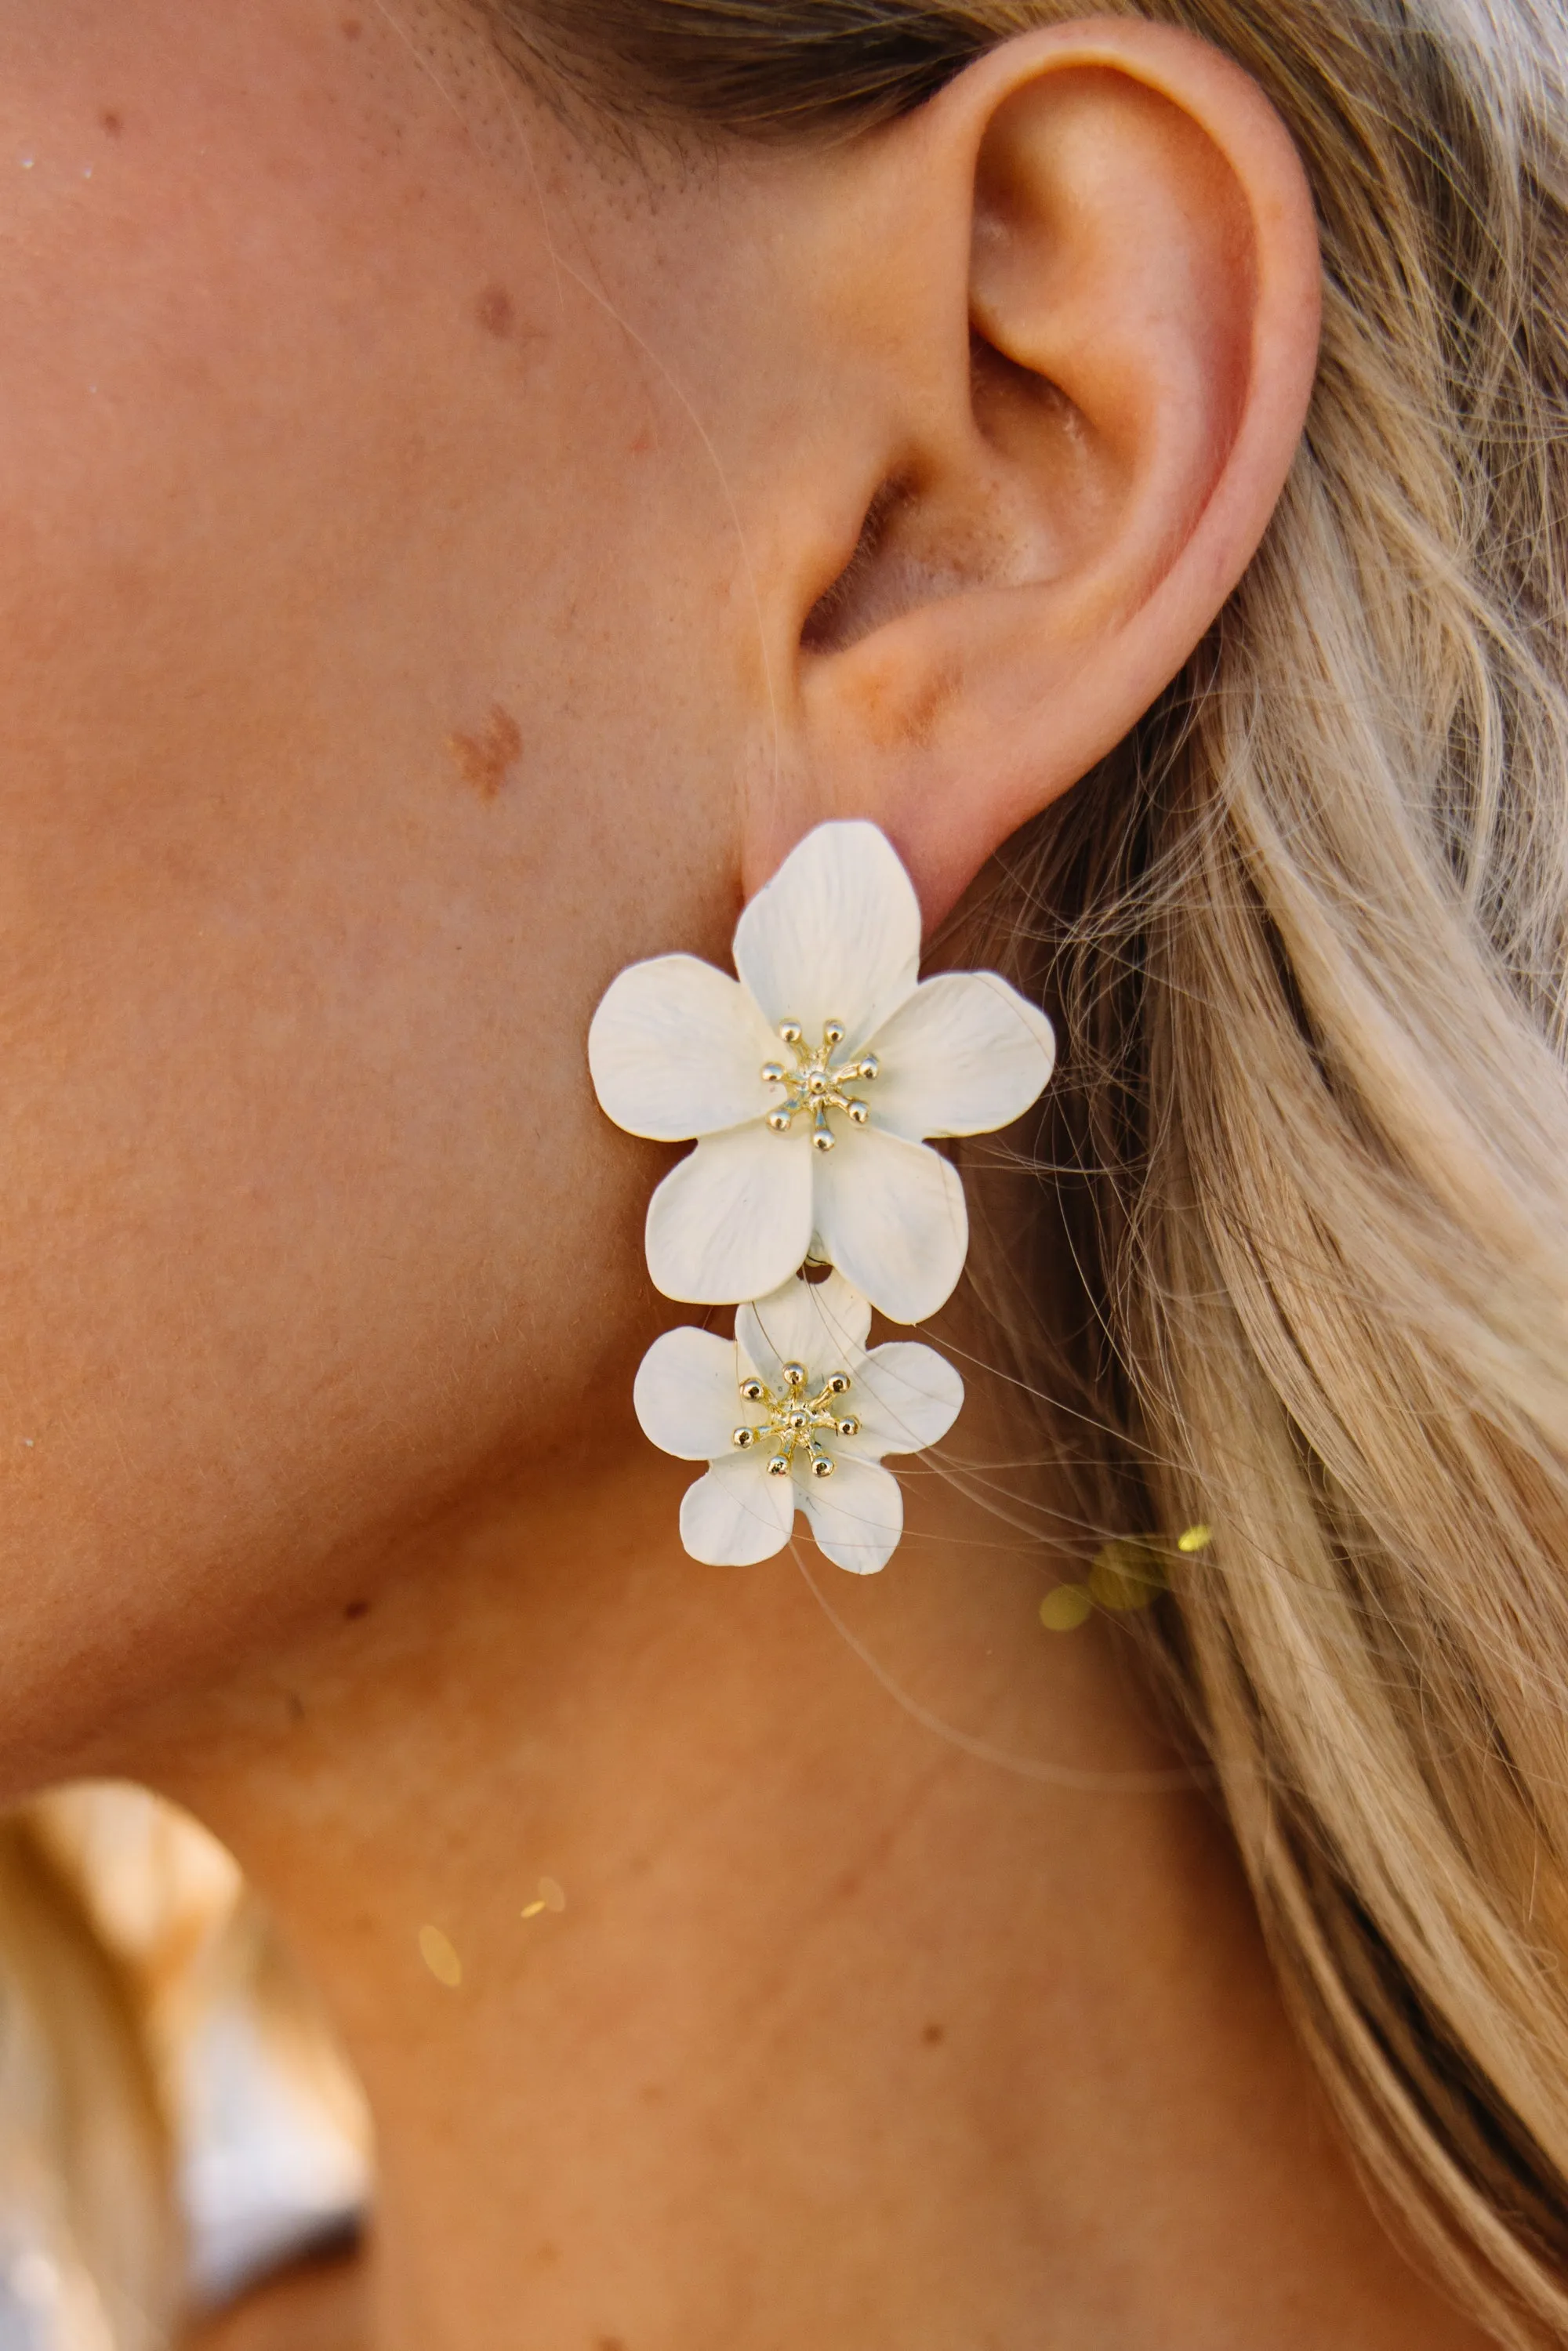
[778,20,1321,923]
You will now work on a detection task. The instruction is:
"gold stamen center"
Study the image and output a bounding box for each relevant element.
[731,1357,859,1479]
[760,1018,879,1153]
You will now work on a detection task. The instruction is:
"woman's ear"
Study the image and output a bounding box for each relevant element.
[749,18,1320,920]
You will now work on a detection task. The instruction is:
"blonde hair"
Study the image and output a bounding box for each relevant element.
[493,1,1568,2339]
[0,1812,178,2351]
[0,1784,375,2348]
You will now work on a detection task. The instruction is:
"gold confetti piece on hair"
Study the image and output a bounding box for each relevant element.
[418,1924,463,1988]
[1088,1537,1167,1613]
[1039,1584,1093,1633]
[1177,1523,1212,1554]
[521,1876,567,1921]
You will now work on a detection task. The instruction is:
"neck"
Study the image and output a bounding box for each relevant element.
[110,1417,1455,2349]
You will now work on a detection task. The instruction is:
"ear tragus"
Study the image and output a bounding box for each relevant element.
[800,477,913,655]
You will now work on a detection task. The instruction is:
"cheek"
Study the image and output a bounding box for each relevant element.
[0,0,747,1771]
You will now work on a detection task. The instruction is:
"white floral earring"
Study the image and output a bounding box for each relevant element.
[588,820,1056,1572]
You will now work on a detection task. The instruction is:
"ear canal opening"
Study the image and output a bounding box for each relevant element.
[800,477,909,655]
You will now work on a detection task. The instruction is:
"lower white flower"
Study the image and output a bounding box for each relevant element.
[633,1270,964,1574]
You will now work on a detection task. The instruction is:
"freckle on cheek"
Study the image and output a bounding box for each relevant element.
[475,283,514,340]
[342,15,365,38]
[100,110,123,137]
[449,705,523,800]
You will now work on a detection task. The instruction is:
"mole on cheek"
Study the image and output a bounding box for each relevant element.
[100,109,124,136]
[475,284,515,341]
[449,705,523,801]
[342,15,365,38]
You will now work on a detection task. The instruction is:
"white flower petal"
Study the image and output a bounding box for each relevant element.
[811,1125,968,1323]
[847,1341,965,1458]
[589,954,781,1141]
[646,1123,815,1304]
[866,971,1057,1141]
[733,821,920,1047]
[680,1456,795,1566]
[735,1269,872,1388]
[799,1453,904,1575]
[633,1326,742,1461]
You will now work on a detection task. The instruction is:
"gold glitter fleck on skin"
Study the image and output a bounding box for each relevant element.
[521,1876,566,1920]
[419,1924,463,1987]
[1088,1537,1167,1613]
[1039,1584,1093,1633]
[1043,1524,1211,1631]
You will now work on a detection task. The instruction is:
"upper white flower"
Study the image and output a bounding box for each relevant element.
[589,821,1056,1322]
[634,1269,964,1573]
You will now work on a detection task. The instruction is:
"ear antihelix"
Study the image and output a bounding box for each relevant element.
[587,820,1056,1573]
